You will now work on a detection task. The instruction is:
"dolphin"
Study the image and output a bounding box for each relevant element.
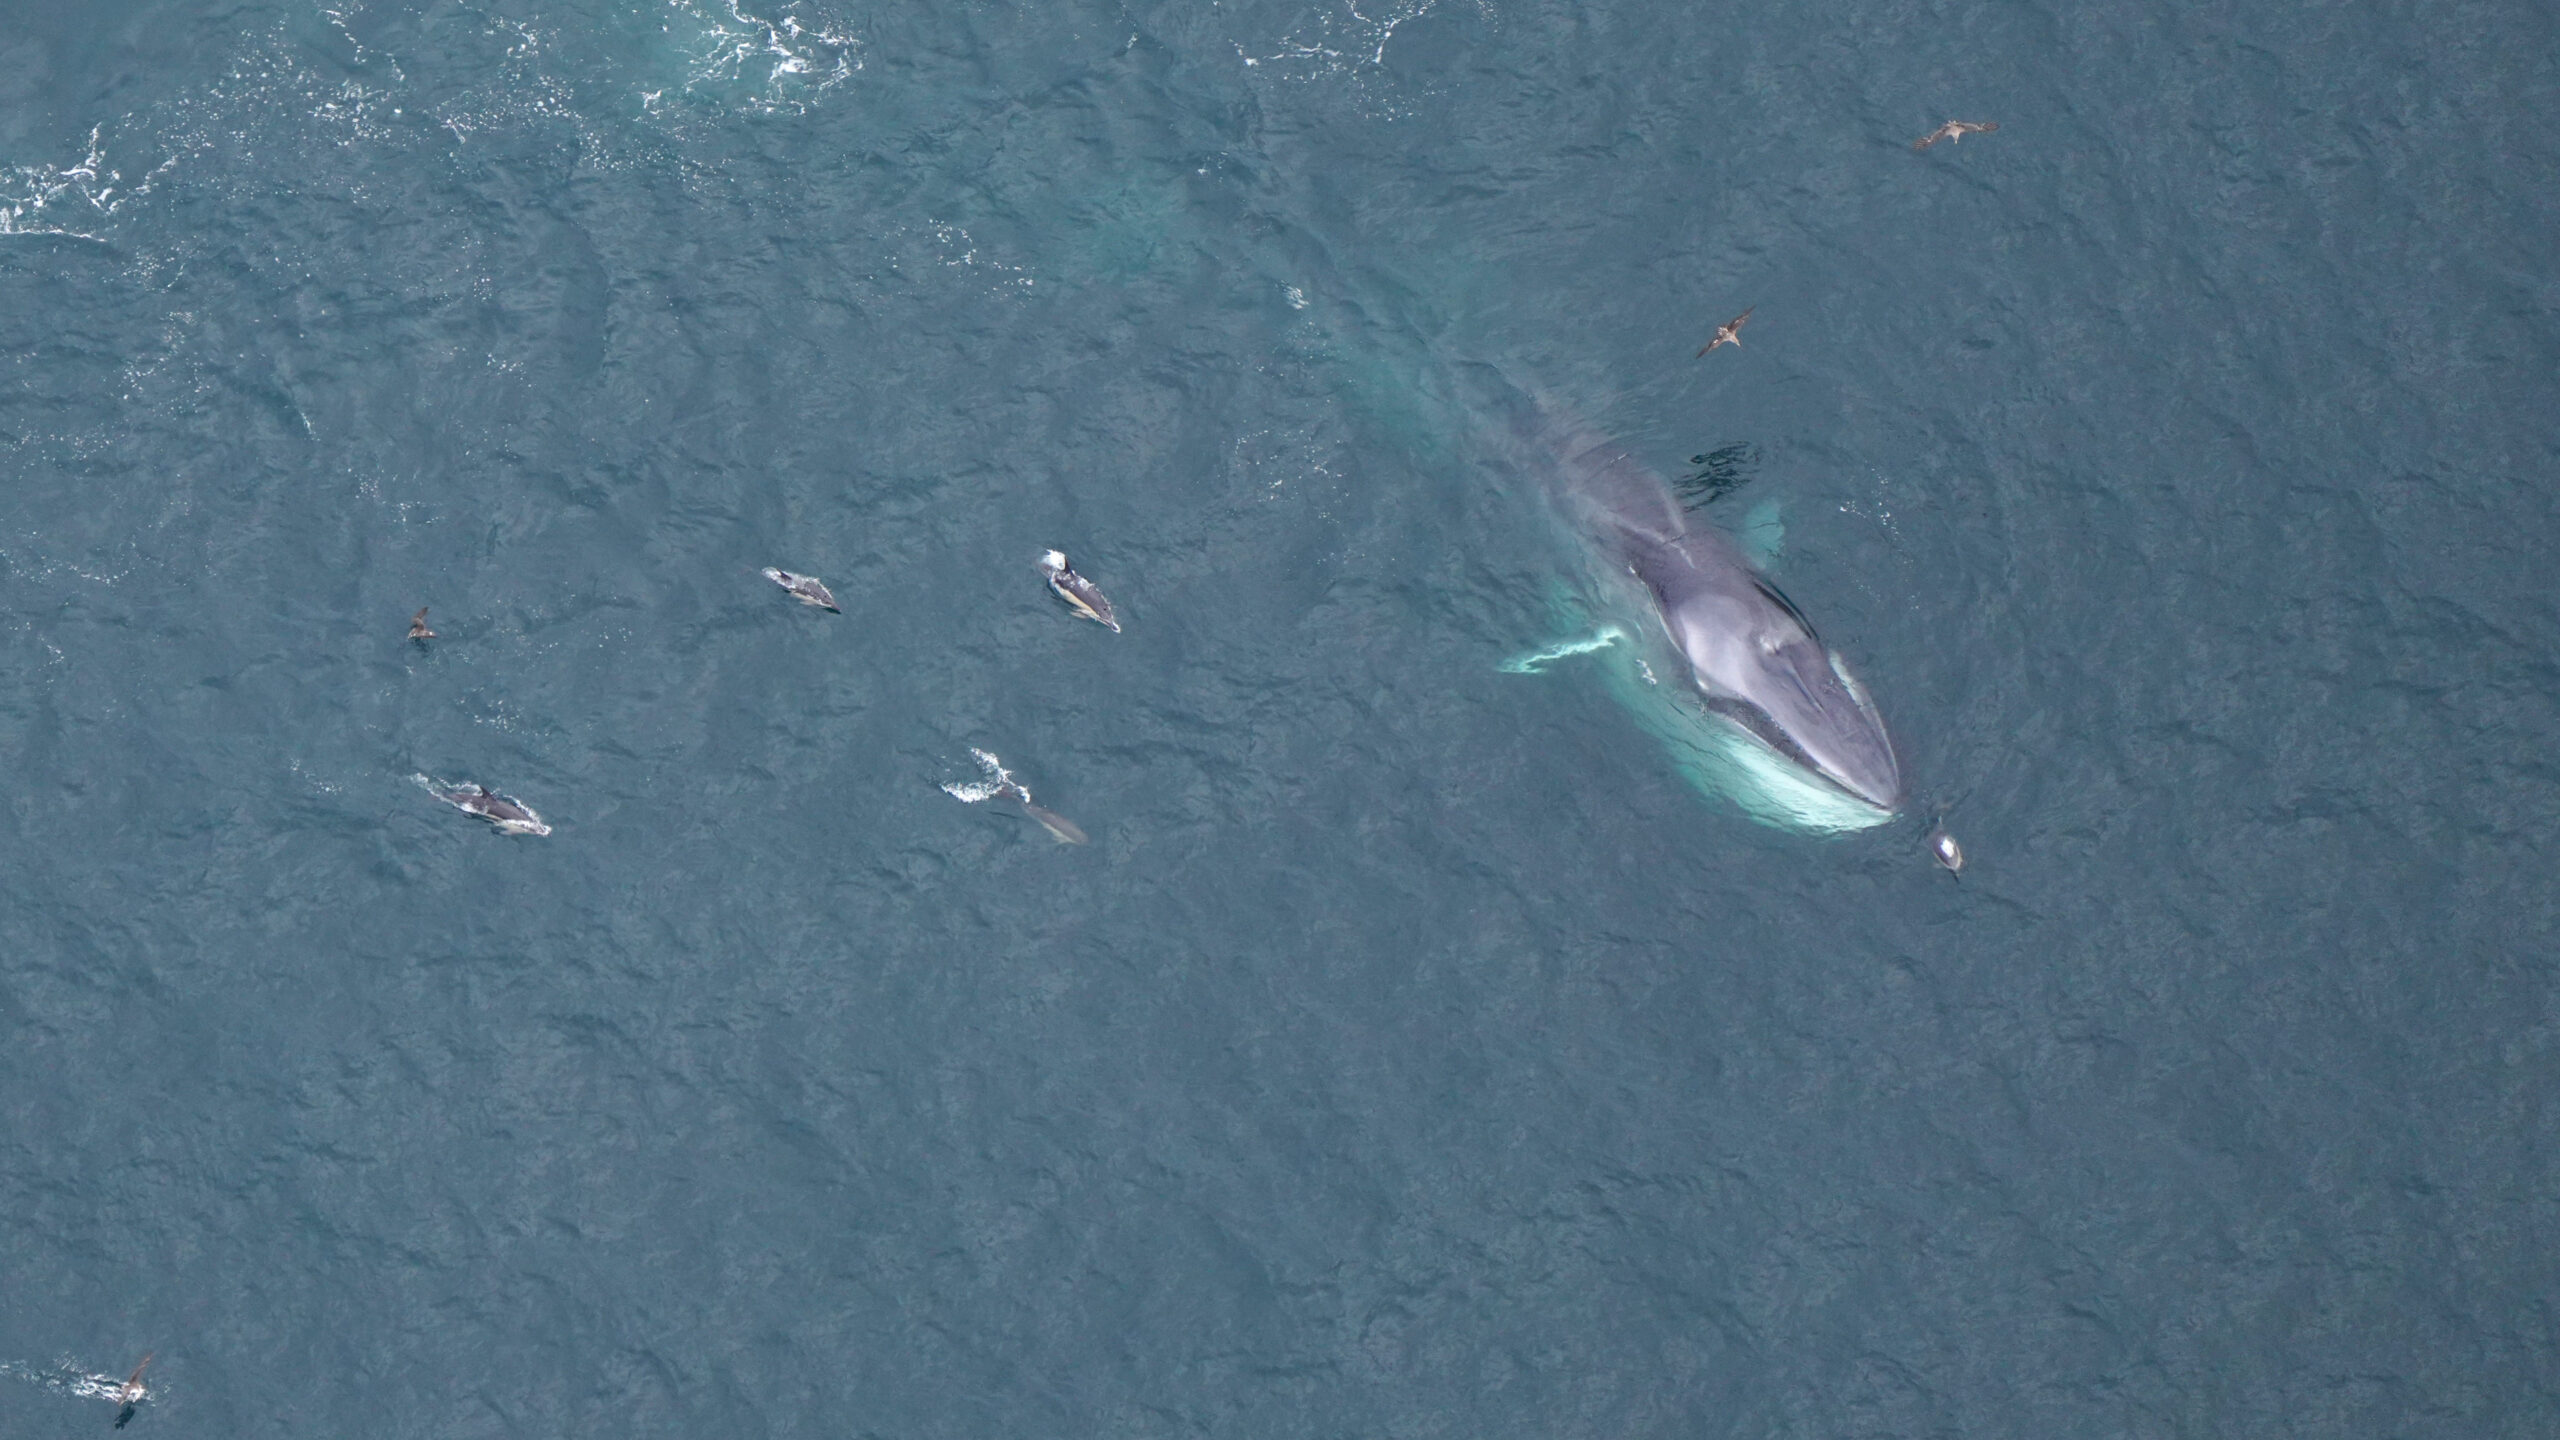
[940,749,1090,845]
[1517,400,1904,825]
[419,776,553,836]
[762,568,840,613]
[1038,551,1120,632]
[113,1352,150,1429]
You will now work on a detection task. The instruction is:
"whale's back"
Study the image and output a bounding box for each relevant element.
[1510,396,1905,816]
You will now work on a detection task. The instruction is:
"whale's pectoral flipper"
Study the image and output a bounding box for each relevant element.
[1500,626,1628,675]
[1738,498,1784,567]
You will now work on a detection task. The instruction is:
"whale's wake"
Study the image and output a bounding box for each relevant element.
[940,748,1020,805]
[0,1355,150,1406]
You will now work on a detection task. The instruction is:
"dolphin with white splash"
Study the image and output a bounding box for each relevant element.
[112,1353,150,1429]
[942,749,1089,844]
[419,776,553,836]
[1503,394,1903,832]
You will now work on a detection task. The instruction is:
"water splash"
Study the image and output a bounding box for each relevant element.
[0,126,153,243]
[0,1356,150,1407]
[665,0,861,114]
[1499,625,1626,674]
[941,748,1021,806]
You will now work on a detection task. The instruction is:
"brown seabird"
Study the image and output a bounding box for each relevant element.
[1696,307,1754,357]
[1913,120,1998,151]
[408,607,436,641]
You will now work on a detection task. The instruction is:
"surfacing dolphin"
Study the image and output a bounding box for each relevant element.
[419,776,553,836]
[1512,396,1903,829]
[113,1353,151,1429]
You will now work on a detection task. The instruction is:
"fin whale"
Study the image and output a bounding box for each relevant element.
[1507,392,1904,824]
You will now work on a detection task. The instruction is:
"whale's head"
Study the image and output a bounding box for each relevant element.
[1657,569,1903,815]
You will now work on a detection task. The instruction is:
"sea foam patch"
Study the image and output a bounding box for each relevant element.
[940,748,1017,805]
[0,1356,151,1407]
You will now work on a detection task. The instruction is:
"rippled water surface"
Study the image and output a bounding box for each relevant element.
[4,0,2555,1434]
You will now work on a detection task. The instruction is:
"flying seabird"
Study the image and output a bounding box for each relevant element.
[1038,551,1120,632]
[761,568,840,612]
[408,607,436,641]
[112,1353,151,1429]
[1913,120,1998,151]
[1696,307,1754,357]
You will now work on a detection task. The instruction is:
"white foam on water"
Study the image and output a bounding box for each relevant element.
[663,0,862,115]
[0,1357,148,1406]
[0,126,164,244]
[943,748,1052,808]
[1225,0,1468,119]
[1232,0,1439,72]
[942,748,1006,803]
[919,220,1037,294]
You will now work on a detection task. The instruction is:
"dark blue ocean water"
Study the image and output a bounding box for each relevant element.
[4,0,2556,1434]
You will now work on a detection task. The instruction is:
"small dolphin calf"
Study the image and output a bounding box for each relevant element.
[762,568,839,612]
[112,1353,150,1429]
[423,778,552,836]
[1039,551,1119,632]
